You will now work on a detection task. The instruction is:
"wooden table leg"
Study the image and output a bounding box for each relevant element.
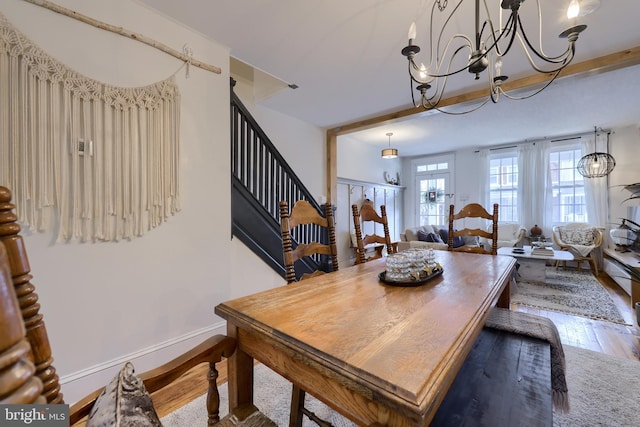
[226,323,254,411]
[496,276,511,308]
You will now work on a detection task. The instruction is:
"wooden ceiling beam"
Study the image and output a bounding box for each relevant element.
[327,45,640,137]
[325,45,640,204]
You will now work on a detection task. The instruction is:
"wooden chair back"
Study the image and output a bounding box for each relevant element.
[0,185,274,426]
[448,203,499,255]
[352,202,396,264]
[0,240,46,404]
[279,199,339,426]
[279,200,338,283]
[0,185,63,404]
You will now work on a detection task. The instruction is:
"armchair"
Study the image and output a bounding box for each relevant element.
[486,223,526,248]
[552,223,603,276]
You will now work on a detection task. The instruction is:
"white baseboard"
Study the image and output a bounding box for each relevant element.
[60,321,226,405]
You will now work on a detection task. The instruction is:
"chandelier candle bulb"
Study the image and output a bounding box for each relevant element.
[408,22,416,44]
[567,0,580,19]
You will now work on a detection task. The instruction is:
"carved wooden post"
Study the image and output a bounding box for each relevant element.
[0,241,46,404]
[279,201,296,283]
[0,186,63,403]
[351,204,366,265]
[380,205,394,254]
[325,203,339,272]
[491,203,499,255]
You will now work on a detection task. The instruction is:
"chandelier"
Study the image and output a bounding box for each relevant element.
[401,0,594,114]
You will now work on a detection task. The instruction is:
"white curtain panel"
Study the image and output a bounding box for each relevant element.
[541,140,560,235]
[477,148,489,207]
[581,132,609,229]
[518,142,545,234]
[581,132,609,270]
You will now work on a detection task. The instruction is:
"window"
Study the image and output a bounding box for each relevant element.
[414,154,453,226]
[548,144,587,223]
[418,175,448,226]
[416,161,449,173]
[408,137,593,234]
[488,152,518,222]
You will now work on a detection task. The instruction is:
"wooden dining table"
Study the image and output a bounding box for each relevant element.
[215,251,517,427]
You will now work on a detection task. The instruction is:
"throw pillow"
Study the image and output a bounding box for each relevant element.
[462,235,479,246]
[452,235,465,248]
[438,228,465,248]
[86,362,162,427]
[560,228,595,245]
[417,230,443,243]
[405,227,421,242]
[438,228,449,243]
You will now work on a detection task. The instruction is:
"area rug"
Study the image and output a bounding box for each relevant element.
[161,363,355,427]
[553,345,640,427]
[511,267,627,324]
[162,345,640,427]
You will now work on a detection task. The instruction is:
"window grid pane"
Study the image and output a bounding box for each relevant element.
[418,177,447,226]
[549,147,587,223]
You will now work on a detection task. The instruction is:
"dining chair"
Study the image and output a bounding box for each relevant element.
[552,223,603,275]
[279,199,338,427]
[0,185,276,426]
[448,203,499,255]
[352,201,397,264]
[279,199,339,284]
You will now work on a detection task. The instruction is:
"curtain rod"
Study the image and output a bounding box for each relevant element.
[550,127,612,143]
[473,126,614,153]
[22,0,222,75]
[489,145,518,151]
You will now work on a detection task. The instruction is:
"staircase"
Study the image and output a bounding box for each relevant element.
[230,80,329,280]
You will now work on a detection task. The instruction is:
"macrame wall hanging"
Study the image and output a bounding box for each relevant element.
[0,12,181,242]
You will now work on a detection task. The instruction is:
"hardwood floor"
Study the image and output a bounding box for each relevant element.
[512,270,640,360]
[149,269,640,419]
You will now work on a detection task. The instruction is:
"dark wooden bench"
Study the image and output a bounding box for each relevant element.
[431,328,552,426]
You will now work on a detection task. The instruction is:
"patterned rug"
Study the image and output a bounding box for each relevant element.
[511,267,627,324]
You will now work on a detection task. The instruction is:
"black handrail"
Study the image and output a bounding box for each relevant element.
[231,85,321,217]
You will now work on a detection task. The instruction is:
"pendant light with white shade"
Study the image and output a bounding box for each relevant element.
[381,132,398,159]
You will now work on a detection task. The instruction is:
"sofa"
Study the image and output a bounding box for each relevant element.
[398,223,526,252]
[397,225,481,252]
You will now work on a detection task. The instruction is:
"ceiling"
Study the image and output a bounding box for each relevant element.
[138,0,640,157]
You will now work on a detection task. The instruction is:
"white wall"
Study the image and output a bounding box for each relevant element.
[338,134,402,185]
[606,125,640,239]
[1,0,324,404]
